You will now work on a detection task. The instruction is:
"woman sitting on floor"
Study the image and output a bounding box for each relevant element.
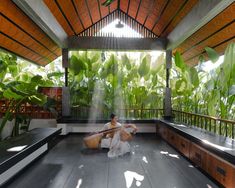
[101,113,137,158]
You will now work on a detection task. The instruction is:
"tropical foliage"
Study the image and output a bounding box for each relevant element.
[68,51,165,119]
[172,43,235,120]
[0,52,63,139]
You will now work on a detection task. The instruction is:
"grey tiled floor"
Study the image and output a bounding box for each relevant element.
[4,134,220,188]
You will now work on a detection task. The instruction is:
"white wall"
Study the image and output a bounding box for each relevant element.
[29,119,57,130]
[0,119,57,139]
[57,123,157,135]
[0,120,14,140]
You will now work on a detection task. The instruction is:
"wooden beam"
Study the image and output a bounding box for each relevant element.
[13,0,68,48]
[167,0,234,50]
[68,36,167,50]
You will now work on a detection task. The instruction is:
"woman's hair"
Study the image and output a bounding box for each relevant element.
[110,113,116,119]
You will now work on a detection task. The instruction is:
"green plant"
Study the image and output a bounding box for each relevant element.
[68,51,166,119]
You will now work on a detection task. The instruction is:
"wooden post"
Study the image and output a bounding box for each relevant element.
[163,50,172,120]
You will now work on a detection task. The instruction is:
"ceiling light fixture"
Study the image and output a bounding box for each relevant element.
[115,21,124,28]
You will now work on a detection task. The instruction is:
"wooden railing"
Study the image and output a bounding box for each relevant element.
[172,110,235,139]
[70,107,164,120]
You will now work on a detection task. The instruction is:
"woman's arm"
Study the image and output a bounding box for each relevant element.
[123,124,138,134]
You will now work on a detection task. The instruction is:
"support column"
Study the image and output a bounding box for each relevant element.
[62,49,70,117]
[163,50,172,120]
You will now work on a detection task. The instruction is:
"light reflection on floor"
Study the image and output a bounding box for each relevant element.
[78,164,84,169]
[124,171,144,188]
[75,178,82,188]
[160,151,180,159]
[142,156,148,163]
[7,145,28,152]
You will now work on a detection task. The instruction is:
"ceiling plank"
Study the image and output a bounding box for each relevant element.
[97,0,102,19]
[0,15,57,60]
[0,33,48,65]
[151,0,170,31]
[175,3,235,54]
[167,0,234,50]
[71,0,85,30]
[85,0,94,24]
[13,0,67,48]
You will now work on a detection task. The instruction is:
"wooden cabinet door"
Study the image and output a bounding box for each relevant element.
[189,143,207,170]
[207,153,235,188]
[177,135,190,158]
[168,129,178,148]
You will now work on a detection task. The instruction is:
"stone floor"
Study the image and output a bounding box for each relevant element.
[4,134,220,188]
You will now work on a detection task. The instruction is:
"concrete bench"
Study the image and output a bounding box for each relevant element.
[0,128,61,186]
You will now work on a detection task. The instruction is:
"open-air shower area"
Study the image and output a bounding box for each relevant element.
[0,0,235,188]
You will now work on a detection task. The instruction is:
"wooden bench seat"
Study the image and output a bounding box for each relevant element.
[157,120,235,188]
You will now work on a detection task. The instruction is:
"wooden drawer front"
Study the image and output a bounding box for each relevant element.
[207,153,235,188]
[189,143,207,169]
[168,130,178,148]
[177,135,190,158]
[159,125,168,141]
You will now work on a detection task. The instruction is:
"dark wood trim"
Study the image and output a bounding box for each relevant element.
[182,20,235,55]
[85,0,94,25]
[159,0,188,36]
[54,0,77,35]
[0,31,50,62]
[127,0,131,14]
[108,4,111,14]
[151,0,170,31]
[97,0,102,19]
[135,0,142,20]
[0,13,58,57]
[68,36,167,50]
[118,0,120,10]
[71,0,85,30]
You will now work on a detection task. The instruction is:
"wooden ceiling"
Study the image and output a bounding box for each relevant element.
[44,0,198,37]
[0,1,61,66]
[0,0,234,66]
[175,2,235,66]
